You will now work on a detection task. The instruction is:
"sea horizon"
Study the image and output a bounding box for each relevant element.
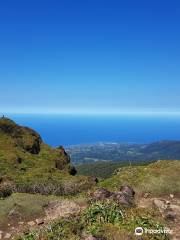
[3,113,180,147]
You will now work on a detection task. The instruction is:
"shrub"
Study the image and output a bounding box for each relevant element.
[0,184,12,198]
[83,202,124,225]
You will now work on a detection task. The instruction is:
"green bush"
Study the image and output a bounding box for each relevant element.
[0,185,12,198]
[83,202,124,225]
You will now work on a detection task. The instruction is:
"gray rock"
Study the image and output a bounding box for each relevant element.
[112,191,134,206]
[44,200,85,221]
[112,186,135,206]
[153,198,180,222]
[90,186,135,207]
[90,188,112,201]
[164,210,176,221]
[120,185,135,197]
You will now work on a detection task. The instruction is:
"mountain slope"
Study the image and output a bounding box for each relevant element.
[0,118,179,239]
[0,117,94,197]
[16,159,180,240]
[100,160,180,197]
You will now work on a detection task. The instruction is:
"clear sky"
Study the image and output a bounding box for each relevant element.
[0,0,180,115]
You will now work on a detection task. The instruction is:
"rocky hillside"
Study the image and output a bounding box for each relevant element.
[12,160,179,240]
[0,117,94,197]
[0,117,42,154]
[0,117,73,177]
[0,118,179,240]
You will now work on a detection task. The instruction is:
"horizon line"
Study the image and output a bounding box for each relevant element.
[1,109,180,116]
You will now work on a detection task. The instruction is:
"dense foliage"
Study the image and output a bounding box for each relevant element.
[76,161,152,178]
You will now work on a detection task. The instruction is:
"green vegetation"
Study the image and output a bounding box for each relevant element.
[76,162,128,179]
[0,118,179,239]
[0,118,94,198]
[83,202,124,225]
[17,202,169,240]
[76,161,153,179]
[0,193,59,227]
[100,160,180,197]
[67,141,180,164]
[0,192,87,231]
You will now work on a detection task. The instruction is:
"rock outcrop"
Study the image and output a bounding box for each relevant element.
[44,200,86,220]
[0,117,42,154]
[0,118,77,174]
[55,146,77,175]
[90,185,135,207]
[139,196,180,240]
[55,146,70,170]
[112,185,135,206]
[0,117,78,199]
[90,188,112,201]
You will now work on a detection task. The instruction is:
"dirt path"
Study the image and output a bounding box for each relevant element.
[138,195,180,240]
[0,199,87,239]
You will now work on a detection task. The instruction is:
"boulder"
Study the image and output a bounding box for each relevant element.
[90,188,112,201]
[164,210,176,221]
[112,186,135,206]
[119,185,135,197]
[112,191,134,206]
[44,200,85,220]
[153,198,180,222]
[90,186,135,206]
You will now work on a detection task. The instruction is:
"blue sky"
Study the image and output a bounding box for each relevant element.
[0,0,180,115]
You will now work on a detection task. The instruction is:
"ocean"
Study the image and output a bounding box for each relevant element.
[7,114,180,147]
